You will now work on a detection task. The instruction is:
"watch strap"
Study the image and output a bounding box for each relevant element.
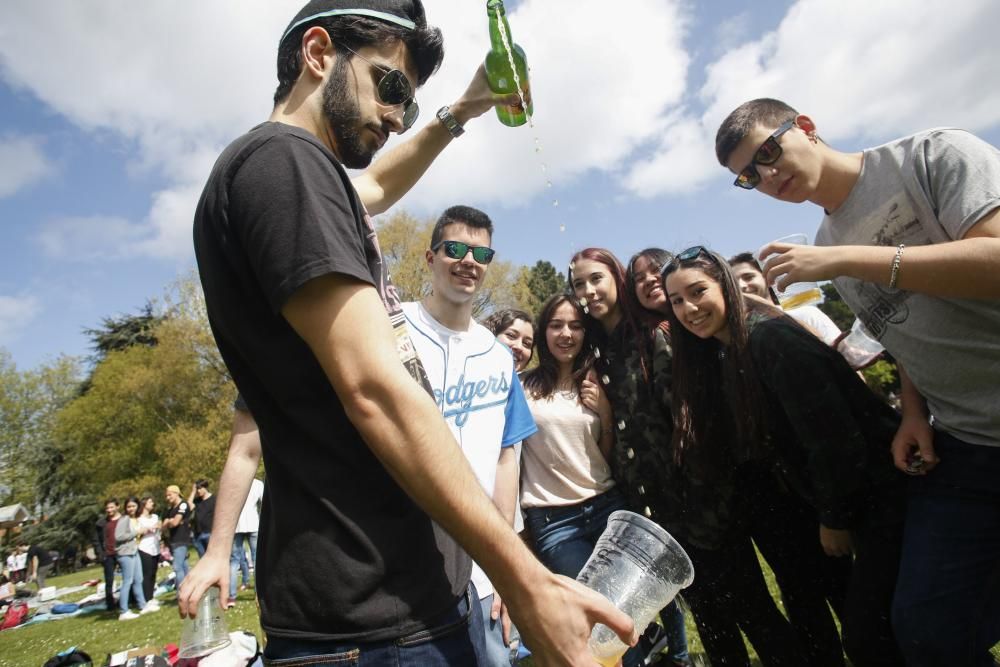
[436,105,465,137]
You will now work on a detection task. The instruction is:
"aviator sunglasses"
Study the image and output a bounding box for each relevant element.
[733,119,796,190]
[433,240,496,265]
[339,43,419,131]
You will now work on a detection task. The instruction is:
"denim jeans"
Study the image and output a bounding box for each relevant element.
[171,545,189,589]
[477,593,512,667]
[116,552,147,612]
[524,488,689,665]
[193,532,211,557]
[229,531,258,599]
[103,555,117,610]
[892,430,1000,667]
[262,585,485,666]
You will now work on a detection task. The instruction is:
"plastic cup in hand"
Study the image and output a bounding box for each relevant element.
[179,587,231,659]
[835,318,884,370]
[576,511,695,667]
[760,233,824,310]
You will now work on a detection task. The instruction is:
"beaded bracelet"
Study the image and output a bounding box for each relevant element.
[889,243,905,288]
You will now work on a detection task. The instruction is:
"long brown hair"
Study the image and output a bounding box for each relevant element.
[521,294,599,399]
[662,247,774,473]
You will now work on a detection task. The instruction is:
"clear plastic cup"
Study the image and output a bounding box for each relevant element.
[178,587,231,659]
[836,318,885,370]
[760,233,824,310]
[576,511,695,666]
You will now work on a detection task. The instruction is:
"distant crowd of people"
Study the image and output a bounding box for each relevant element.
[94,477,262,621]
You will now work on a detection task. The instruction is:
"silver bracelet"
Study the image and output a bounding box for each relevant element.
[889,243,905,288]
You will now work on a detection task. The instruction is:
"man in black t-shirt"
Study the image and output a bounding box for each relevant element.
[162,484,192,589]
[189,480,217,557]
[181,1,634,663]
[25,542,54,591]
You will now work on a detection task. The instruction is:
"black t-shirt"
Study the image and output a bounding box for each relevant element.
[193,494,217,535]
[193,122,469,642]
[27,545,53,568]
[165,502,192,547]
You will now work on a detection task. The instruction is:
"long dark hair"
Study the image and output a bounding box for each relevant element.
[626,247,673,326]
[662,248,772,472]
[124,496,142,518]
[521,294,598,399]
[569,247,652,379]
[482,308,533,337]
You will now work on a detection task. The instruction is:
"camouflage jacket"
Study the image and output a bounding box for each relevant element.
[598,324,741,551]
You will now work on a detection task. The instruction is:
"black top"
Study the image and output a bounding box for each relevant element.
[193,122,468,641]
[193,495,217,535]
[748,314,905,529]
[164,502,192,547]
[27,544,53,568]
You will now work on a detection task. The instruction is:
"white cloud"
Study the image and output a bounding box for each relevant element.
[397,0,691,211]
[0,294,41,345]
[624,0,1000,198]
[0,135,52,198]
[0,0,690,253]
[36,215,147,261]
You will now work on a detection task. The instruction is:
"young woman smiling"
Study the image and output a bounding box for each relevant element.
[568,248,692,667]
[663,246,906,667]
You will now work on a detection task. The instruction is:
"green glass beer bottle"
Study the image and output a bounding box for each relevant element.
[485,0,532,127]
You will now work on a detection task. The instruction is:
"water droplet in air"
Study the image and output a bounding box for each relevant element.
[559,224,566,232]
[552,200,559,207]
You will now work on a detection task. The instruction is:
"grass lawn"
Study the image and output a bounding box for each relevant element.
[5,556,997,667]
[0,559,262,667]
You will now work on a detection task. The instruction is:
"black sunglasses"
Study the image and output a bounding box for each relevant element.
[733,119,795,190]
[659,245,712,276]
[340,43,419,132]
[433,240,496,265]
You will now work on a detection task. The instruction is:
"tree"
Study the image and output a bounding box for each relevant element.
[50,274,234,528]
[511,260,567,315]
[817,284,854,332]
[0,351,82,509]
[83,301,161,360]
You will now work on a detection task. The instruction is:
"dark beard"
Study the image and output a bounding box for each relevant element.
[322,56,377,169]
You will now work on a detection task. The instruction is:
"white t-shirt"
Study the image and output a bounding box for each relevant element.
[786,305,842,346]
[137,514,160,556]
[235,478,264,534]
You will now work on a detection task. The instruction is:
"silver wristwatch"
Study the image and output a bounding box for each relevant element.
[436,105,465,137]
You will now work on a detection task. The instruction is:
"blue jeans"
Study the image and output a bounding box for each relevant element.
[262,585,485,666]
[193,532,211,557]
[171,545,189,589]
[229,531,258,598]
[892,430,1000,667]
[116,552,146,612]
[524,489,689,665]
[477,593,511,667]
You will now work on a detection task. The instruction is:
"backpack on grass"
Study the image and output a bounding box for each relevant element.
[42,646,93,667]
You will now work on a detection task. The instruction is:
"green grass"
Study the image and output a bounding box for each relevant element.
[5,556,998,667]
[0,561,262,667]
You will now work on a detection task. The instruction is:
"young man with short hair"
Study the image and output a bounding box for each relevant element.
[716,98,1000,667]
[402,205,536,665]
[162,484,192,588]
[95,498,119,611]
[188,480,216,557]
[183,1,633,663]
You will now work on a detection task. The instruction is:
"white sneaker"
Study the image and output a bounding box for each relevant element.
[119,611,140,621]
[140,601,160,614]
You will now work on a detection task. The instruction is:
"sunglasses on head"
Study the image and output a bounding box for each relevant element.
[733,119,796,190]
[339,43,419,131]
[433,240,496,265]
[660,245,716,276]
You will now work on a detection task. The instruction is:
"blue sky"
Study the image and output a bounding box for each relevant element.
[2,0,999,370]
